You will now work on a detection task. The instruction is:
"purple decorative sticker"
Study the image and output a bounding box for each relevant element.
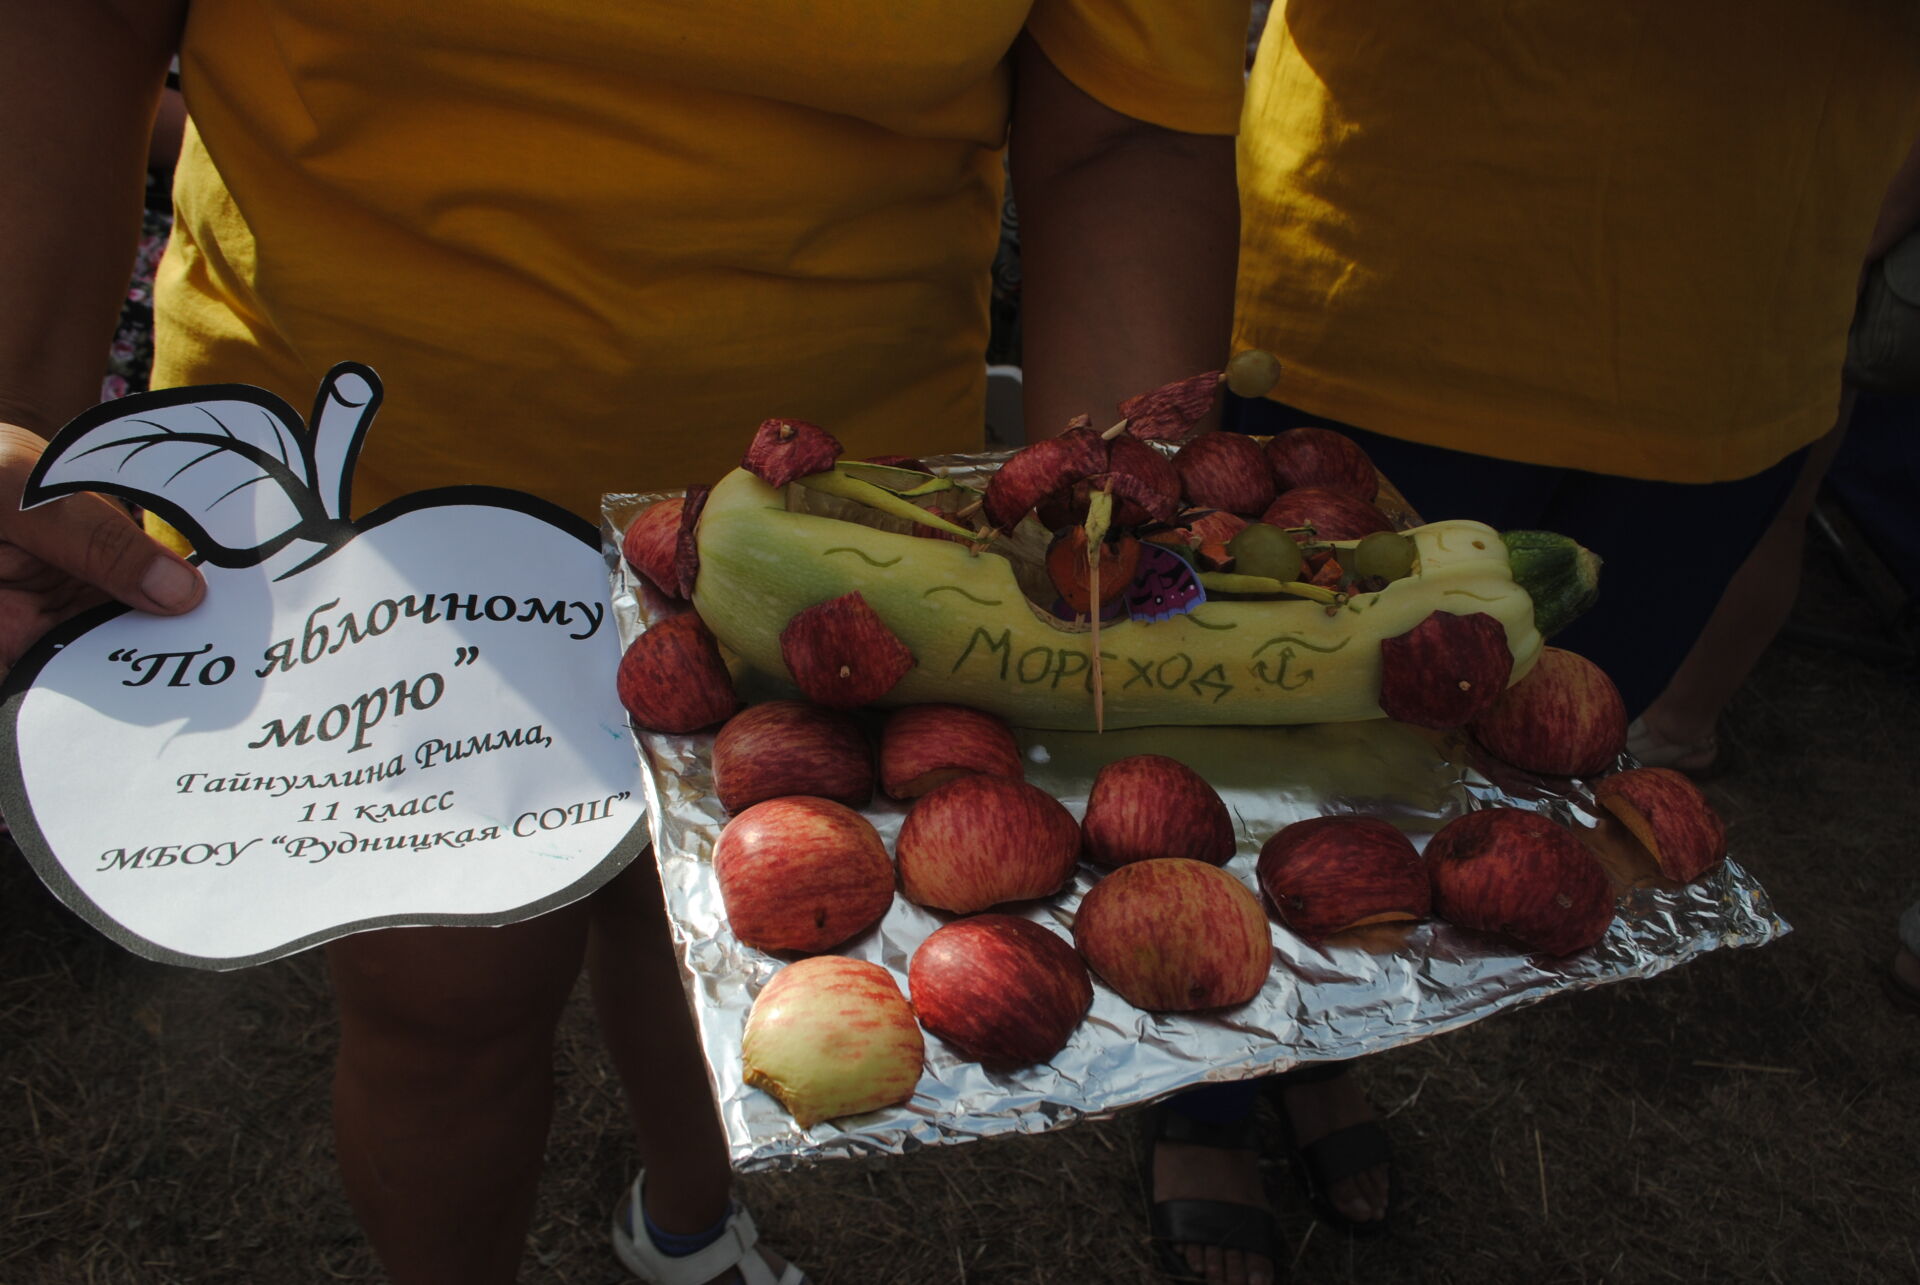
[1124,544,1206,622]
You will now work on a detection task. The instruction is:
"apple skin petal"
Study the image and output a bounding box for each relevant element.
[778,591,916,709]
[672,483,711,598]
[741,418,843,487]
[981,426,1110,530]
[1377,611,1513,729]
[1118,371,1223,442]
[1100,432,1182,526]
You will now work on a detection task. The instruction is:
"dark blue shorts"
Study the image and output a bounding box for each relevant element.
[1225,394,1809,716]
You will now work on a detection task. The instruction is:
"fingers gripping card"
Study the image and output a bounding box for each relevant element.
[0,364,649,968]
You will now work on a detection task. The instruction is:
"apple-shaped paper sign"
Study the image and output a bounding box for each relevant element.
[0,363,649,968]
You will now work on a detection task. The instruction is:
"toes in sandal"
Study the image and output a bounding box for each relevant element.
[1269,1063,1397,1238]
[1140,1101,1280,1283]
[1625,717,1727,779]
[612,1170,807,1285]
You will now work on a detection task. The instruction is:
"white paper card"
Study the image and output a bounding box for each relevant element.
[0,365,647,968]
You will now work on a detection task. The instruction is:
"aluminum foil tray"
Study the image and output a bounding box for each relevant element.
[602,461,1787,1174]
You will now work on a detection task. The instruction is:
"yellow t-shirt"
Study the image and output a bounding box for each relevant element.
[154,0,1247,519]
[1233,1,1920,482]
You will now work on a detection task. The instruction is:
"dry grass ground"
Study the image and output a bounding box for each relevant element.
[3,507,1916,1285]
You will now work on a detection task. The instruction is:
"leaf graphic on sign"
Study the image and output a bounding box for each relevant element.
[24,366,376,570]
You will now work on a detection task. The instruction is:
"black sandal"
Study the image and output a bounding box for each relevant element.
[1140,1101,1281,1283]
[1267,1062,1398,1238]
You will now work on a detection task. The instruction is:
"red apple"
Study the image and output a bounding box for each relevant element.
[1035,432,1182,531]
[895,775,1081,913]
[1081,754,1235,868]
[713,796,894,953]
[616,611,737,734]
[711,700,873,813]
[1173,431,1276,518]
[1468,646,1627,778]
[1256,816,1429,941]
[879,703,1024,800]
[1260,487,1393,541]
[742,956,924,1127]
[1072,858,1271,1011]
[1263,426,1378,500]
[1377,611,1513,729]
[907,915,1093,1067]
[1426,808,1615,957]
[620,497,686,598]
[1593,767,1728,882]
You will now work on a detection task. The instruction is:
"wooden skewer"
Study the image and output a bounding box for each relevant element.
[1085,489,1114,733]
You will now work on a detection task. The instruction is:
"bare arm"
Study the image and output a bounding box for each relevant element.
[0,1,202,670]
[1007,34,1239,439]
[1865,126,1920,265]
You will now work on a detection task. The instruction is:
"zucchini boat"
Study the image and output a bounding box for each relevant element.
[691,466,1585,731]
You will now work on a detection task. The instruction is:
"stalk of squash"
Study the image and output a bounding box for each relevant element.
[690,467,1595,731]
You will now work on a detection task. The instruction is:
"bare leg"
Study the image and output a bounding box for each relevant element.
[585,857,734,1234]
[1635,415,1850,756]
[326,903,593,1285]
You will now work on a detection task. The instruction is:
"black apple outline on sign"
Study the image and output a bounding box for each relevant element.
[0,363,652,969]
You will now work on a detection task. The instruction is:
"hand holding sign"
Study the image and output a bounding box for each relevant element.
[0,365,648,968]
[0,419,204,674]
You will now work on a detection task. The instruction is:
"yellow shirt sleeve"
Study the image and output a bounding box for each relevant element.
[1026,0,1251,135]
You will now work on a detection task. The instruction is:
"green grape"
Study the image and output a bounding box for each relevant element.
[1225,522,1303,584]
[1351,530,1417,583]
[1225,348,1283,398]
